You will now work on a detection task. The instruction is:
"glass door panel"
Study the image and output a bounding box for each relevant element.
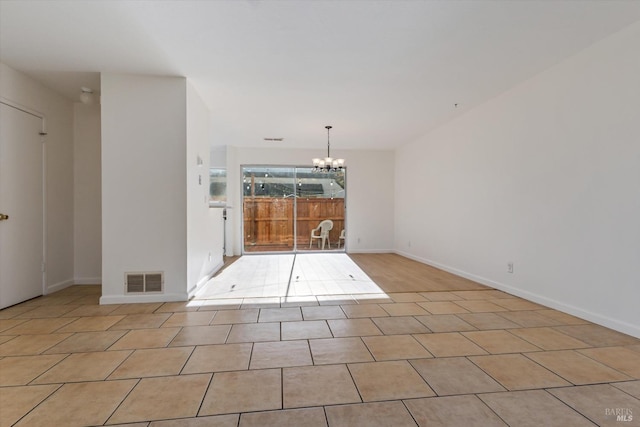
[296,167,346,252]
[242,167,295,253]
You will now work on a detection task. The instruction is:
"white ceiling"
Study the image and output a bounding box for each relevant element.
[2,0,640,150]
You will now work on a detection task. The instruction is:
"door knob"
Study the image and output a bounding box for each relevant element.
[0,213,9,221]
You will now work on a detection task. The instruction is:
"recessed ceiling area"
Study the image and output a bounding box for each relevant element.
[2,0,639,150]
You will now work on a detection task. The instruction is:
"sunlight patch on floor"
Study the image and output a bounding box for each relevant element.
[194,254,386,300]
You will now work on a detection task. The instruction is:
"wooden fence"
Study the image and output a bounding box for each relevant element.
[243,197,345,250]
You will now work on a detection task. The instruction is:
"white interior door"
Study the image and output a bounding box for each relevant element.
[0,103,44,309]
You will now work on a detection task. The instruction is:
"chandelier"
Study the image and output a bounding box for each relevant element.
[312,125,345,172]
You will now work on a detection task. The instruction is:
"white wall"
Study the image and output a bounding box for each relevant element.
[73,103,101,283]
[225,145,239,255]
[228,147,395,255]
[186,82,223,297]
[101,73,188,303]
[0,62,75,293]
[395,22,640,337]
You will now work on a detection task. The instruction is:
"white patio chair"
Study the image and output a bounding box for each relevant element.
[337,229,345,248]
[310,219,333,250]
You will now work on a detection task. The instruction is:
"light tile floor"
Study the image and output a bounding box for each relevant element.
[1,283,639,426]
[195,254,385,299]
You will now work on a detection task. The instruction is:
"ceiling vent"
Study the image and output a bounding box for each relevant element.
[125,272,164,293]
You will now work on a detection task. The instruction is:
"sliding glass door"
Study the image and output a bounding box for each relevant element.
[242,166,346,253]
[295,167,345,252]
[243,167,295,252]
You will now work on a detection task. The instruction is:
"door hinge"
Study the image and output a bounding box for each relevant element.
[41,262,46,272]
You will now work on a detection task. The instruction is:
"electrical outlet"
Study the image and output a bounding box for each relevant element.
[408,240,411,247]
[357,237,361,244]
[507,262,514,274]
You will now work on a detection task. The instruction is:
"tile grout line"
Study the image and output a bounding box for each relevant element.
[10,382,64,426]
[473,392,512,426]
[100,377,141,426]
[399,398,422,427]
[574,347,636,379]
[24,352,72,386]
[194,371,216,419]
[543,387,602,426]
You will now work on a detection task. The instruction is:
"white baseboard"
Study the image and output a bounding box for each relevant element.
[45,279,74,295]
[393,250,640,339]
[100,292,189,305]
[347,248,393,254]
[188,260,225,298]
[74,277,102,285]
[394,250,504,288]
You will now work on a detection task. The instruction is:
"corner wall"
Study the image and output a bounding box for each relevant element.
[394,22,640,337]
[186,82,223,297]
[100,73,188,303]
[73,102,101,284]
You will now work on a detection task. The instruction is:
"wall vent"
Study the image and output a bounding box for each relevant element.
[126,274,145,293]
[125,272,164,293]
[145,273,163,292]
